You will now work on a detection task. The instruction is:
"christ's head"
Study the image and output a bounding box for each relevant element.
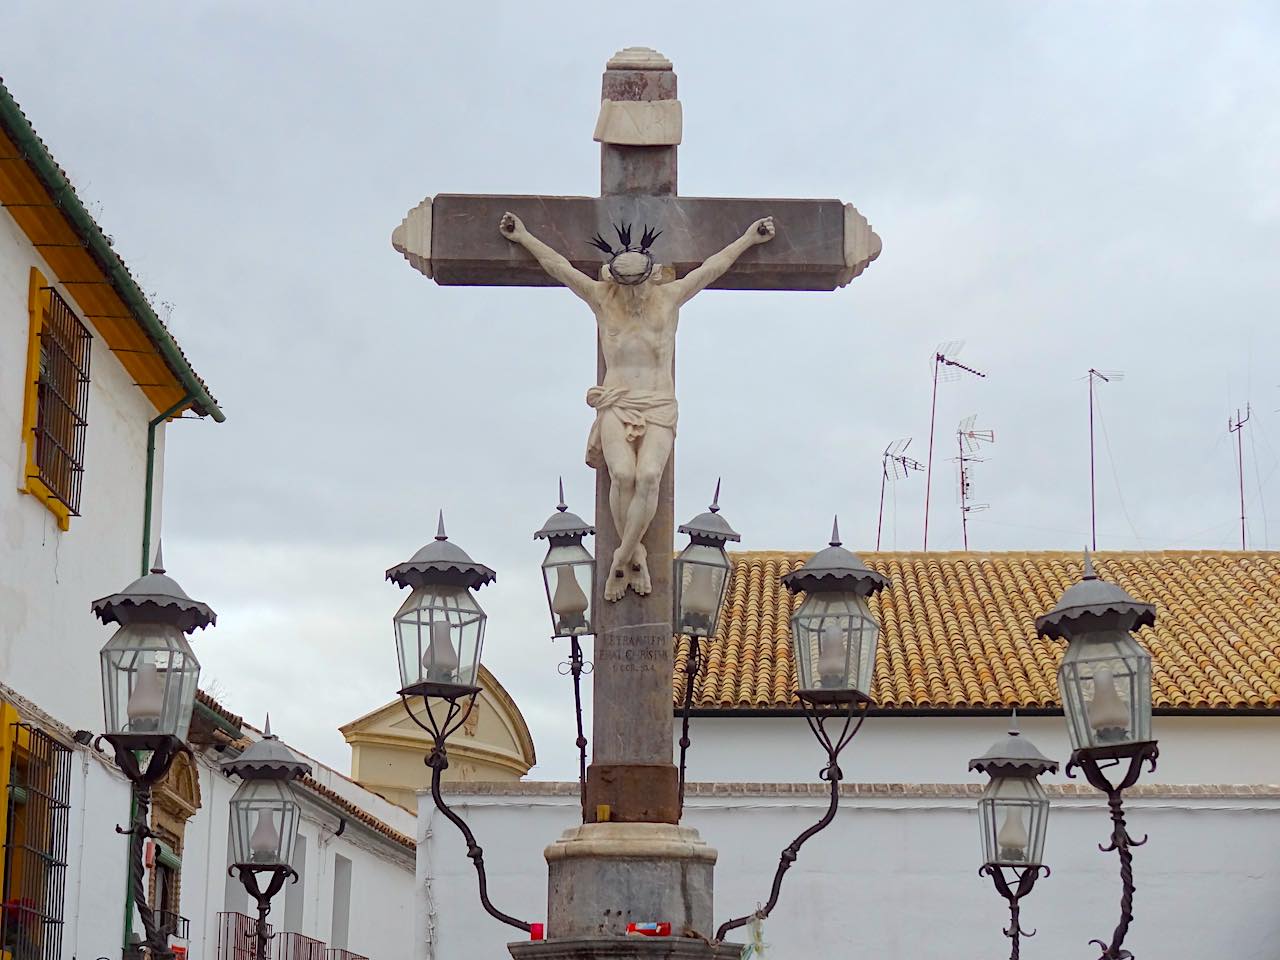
[590,222,663,287]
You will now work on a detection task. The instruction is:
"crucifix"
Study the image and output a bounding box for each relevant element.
[393,46,880,827]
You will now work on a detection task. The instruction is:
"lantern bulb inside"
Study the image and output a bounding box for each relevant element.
[996,806,1029,862]
[683,566,720,619]
[551,567,589,620]
[249,809,281,861]
[126,661,165,731]
[817,622,848,688]
[421,621,460,683]
[1086,666,1130,740]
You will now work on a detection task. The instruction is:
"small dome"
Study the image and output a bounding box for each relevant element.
[781,518,887,596]
[386,512,496,590]
[1036,552,1155,640]
[91,548,215,633]
[223,719,312,780]
[969,717,1058,778]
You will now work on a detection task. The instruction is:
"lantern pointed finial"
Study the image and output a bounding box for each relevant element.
[151,541,165,575]
[710,478,721,514]
[557,477,568,513]
[829,516,842,548]
[1082,549,1096,580]
[435,511,448,541]
[1009,707,1020,737]
[264,713,272,738]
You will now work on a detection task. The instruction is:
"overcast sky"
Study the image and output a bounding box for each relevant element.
[4,2,1278,779]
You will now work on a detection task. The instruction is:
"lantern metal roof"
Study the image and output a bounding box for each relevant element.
[386,512,497,590]
[222,717,312,781]
[1035,552,1155,640]
[534,480,594,542]
[781,518,888,596]
[91,545,216,633]
[677,481,741,545]
[969,714,1059,778]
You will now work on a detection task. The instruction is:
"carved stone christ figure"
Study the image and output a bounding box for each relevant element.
[500,211,775,601]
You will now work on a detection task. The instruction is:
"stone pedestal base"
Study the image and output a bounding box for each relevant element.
[545,824,717,941]
[509,938,742,960]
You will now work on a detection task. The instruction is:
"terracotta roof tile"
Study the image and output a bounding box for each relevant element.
[300,776,415,850]
[674,551,1280,712]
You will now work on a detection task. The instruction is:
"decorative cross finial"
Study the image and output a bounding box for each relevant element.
[436,511,448,541]
[151,541,165,575]
[557,477,568,513]
[830,516,842,548]
[1082,549,1096,580]
[710,478,722,514]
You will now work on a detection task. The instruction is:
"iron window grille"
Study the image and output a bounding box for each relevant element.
[217,911,272,960]
[159,911,190,942]
[325,950,368,960]
[278,931,327,960]
[33,288,92,516]
[1,724,72,960]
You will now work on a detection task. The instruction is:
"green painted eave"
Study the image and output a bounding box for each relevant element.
[0,76,224,422]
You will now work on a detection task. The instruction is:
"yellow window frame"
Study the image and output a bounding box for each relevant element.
[18,268,72,532]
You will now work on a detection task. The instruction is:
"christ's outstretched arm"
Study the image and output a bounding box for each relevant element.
[667,216,775,306]
[499,212,600,304]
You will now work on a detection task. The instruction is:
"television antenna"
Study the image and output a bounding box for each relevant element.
[1229,404,1252,550]
[876,438,923,551]
[1086,369,1125,551]
[955,415,995,550]
[924,342,986,549]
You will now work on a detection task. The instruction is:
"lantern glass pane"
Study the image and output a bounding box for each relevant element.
[228,777,302,868]
[99,623,201,740]
[978,775,1050,867]
[394,585,486,693]
[790,591,878,696]
[1056,629,1152,752]
[674,542,731,639]
[541,541,595,637]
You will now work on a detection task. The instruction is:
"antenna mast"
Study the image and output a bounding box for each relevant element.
[956,415,995,551]
[924,342,986,550]
[1229,404,1252,550]
[876,438,923,550]
[1087,369,1124,551]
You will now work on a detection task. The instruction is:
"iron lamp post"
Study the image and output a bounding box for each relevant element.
[970,718,1058,960]
[534,482,596,814]
[674,482,740,811]
[716,517,888,942]
[91,549,213,960]
[224,719,312,960]
[387,514,530,934]
[1037,553,1158,960]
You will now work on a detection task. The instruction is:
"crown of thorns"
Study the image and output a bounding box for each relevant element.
[587,222,663,257]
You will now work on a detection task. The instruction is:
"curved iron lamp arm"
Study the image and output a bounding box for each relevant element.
[229,865,298,960]
[558,637,591,818]
[103,735,191,960]
[980,864,1049,960]
[1065,741,1159,960]
[677,636,703,816]
[715,697,870,943]
[404,693,533,935]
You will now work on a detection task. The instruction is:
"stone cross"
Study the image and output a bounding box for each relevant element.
[393,46,880,826]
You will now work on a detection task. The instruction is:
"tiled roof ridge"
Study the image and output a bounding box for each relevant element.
[300,775,415,850]
[195,688,244,730]
[680,551,1280,712]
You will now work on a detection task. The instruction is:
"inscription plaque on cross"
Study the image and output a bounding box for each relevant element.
[393,46,880,825]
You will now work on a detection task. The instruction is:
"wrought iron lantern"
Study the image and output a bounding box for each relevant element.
[1036,553,1159,960]
[1041,554,1154,755]
[534,480,595,638]
[92,548,213,776]
[386,513,495,707]
[717,516,889,944]
[781,518,887,705]
[224,718,312,960]
[674,482,739,640]
[970,717,1058,960]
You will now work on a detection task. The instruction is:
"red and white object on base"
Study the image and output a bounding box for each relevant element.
[626,922,672,937]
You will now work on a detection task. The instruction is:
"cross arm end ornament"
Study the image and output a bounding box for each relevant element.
[837,202,882,287]
[392,197,433,279]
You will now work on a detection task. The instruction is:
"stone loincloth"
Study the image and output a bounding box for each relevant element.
[584,385,678,469]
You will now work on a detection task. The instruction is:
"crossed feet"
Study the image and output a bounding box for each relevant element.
[605,542,651,602]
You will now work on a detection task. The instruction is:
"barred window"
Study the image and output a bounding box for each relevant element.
[32,289,92,516]
[1,724,72,960]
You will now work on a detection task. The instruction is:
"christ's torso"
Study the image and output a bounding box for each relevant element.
[594,283,677,395]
